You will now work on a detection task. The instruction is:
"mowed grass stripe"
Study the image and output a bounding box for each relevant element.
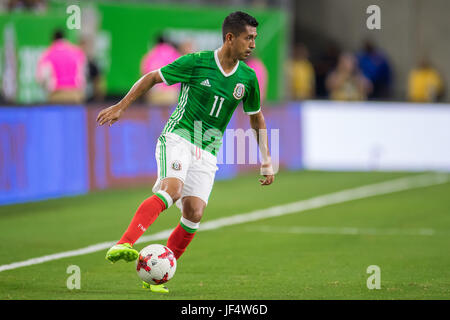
[0,172,448,273]
[245,225,439,236]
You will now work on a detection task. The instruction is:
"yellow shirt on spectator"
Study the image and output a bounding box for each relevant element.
[408,68,443,102]
[291,59,315,100]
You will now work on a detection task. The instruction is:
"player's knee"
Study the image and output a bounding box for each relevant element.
[185,210,203,224]
[159,178,183,202]
[184,212,203,224]
[182,199,205,223]
[167,190,182,203]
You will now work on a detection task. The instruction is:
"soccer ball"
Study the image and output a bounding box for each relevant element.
[136,244,177,285]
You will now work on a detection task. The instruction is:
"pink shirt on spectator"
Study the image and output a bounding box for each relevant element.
[141,43,180,91]
[246,57,268,101]
[36,39,86,92]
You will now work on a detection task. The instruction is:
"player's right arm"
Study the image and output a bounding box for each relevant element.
[96,70,163,126]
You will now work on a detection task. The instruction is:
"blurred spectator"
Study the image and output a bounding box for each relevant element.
[177,39,195,56]
[326,53,372,101]
[407,57,444,103]
[8,0,46,12]
[357,39,392,99]
[80,37,106,102]
[36,29,87,104]
[245,52,268,102]
[140,34,180,107]
[314,42,340,98]
[289,43,315,100]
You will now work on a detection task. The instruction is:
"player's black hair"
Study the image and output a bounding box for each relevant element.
[222,11,258,42]
[53,29,64,41]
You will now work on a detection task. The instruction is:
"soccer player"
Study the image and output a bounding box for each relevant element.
[96,11,275,293]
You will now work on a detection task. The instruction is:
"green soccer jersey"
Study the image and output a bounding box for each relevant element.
[158,49,261,156]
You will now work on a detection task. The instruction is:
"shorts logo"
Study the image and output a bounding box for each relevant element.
[172,160,182,171]
[233,83,245,100]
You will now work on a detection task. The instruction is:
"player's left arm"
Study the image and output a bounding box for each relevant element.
[249,111,275,186]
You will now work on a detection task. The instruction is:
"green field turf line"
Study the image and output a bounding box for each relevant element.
[246,225,438,236]
[197,173,449,232]
[0,172,448,273]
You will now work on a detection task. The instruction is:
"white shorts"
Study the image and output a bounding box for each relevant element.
[152,132,218,210]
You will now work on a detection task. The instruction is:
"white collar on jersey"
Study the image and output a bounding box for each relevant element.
[214,48,239,77]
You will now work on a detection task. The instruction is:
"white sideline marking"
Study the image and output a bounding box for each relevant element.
[0,173,448,273]
[246,226,437,236]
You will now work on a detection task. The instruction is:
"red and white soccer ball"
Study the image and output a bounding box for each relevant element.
[136,244,177,285]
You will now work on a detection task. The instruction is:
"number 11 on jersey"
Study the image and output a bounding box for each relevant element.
[210,95,225,118]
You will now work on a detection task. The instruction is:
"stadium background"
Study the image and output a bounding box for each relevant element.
[0,0,449,300]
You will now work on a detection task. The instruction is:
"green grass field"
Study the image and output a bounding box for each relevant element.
[1,170,449,300]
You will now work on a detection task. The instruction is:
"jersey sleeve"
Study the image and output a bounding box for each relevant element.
[242,71,261,115]
[158,53,195,86]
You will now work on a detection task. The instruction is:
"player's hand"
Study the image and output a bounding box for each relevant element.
[259,174,274,186]
[259,162,274,186]
[96,103,124,127]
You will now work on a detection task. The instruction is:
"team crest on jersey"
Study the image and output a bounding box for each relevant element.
[233,83,245,100]
[172,160,182,171]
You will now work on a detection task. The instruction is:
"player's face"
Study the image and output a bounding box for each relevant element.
[234,25,257,60]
